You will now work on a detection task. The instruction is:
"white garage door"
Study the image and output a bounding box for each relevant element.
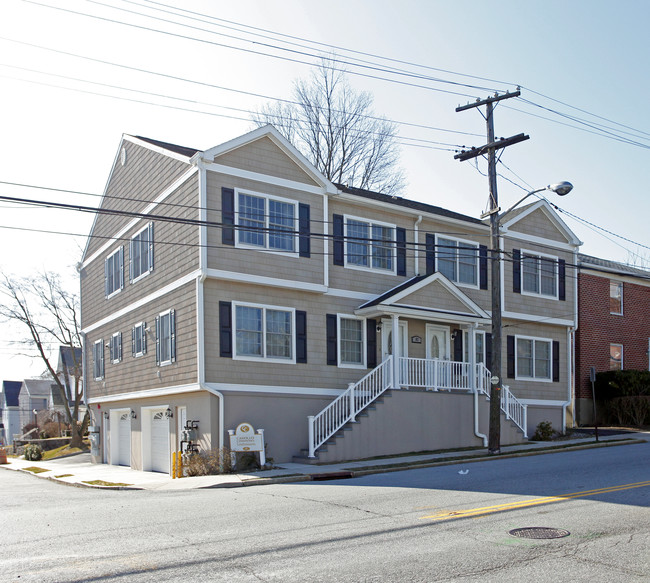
[118,412,131,467]
[150,411,170,473]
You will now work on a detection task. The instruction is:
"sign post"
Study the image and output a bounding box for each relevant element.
[589,367,599,442]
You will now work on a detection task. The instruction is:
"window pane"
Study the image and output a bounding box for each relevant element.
[438,238,457,281]
[340,318,363,365]
[534,340,551,379]
[610,282,622,314]
[347,220,369,266]
[517,339,533,377]
[266,310,292,359]
[540,258,556,296]
[371,225,393,270]
[475,333,484,364]
[236,306,262,356]
[458,244,477,285]
[522,255,539,293]
[160,314,171,362]
[239,194,265,247]
[609,344,622,370]
[268,200,295,252]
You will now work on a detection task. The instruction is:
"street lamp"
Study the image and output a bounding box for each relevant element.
[486,181,573,454]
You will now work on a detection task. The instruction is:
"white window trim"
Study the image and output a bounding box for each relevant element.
[157,309,175,367]
[133,321,147,358]
[234,188,299,257]
[105,247,124,299]
[610,280,623,315]
[337,314,367,369]
[130,223,153,284]
[474,330,486,365]
[435,234,480,289]
[344,214,397,275]
[520,248,559,300]
[515,334,553,382]
[609,343,624,370]
[110,332,122,364]
[93,339,104,381]
[232,301,297,364]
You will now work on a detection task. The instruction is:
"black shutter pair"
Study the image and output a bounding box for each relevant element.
[326,315,377,368]
[506,335,560,382]
[219,301,307,363]
[512,249,566,300]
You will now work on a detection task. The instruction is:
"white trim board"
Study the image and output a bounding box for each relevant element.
[205,383,343,397]
[88,383,203,404]
[205,269,327,293]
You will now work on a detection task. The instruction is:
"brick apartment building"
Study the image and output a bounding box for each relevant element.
[575,254,650,424]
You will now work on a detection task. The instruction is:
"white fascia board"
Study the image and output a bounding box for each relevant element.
[357,304,487,324]
[324,288,375,301]
[82,166,199,268]
[205,269,327,293]
[335,192,490,232]
[501,310,576,327]
[199,125,338,194]
[501,230,579,252]
[88,383,203,404]
[519,399,567,407]
[205,382,343,397]
[501,199,582,246]
[202,162,331,196]
[82,270,201,333]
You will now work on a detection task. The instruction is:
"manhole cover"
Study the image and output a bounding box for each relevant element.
[509,527,570,539]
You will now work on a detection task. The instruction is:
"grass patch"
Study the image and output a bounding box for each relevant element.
[55,474,74,479]
[82,479,132,487]
[23,466,49,474]
[42,444,88,461]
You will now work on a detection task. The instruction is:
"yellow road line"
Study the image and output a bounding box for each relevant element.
[420,479,650,521]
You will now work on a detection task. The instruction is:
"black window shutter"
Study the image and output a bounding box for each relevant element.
[552,340,560,382]
[479,245,488,290]
[426,234,436,275]
[326,314,338,365]
[219,301,232,358]
[453,329,463,362]
[507,335,515,378]
[512,249,521,294]
[298,203,310,258]
[558,259,566,301]
[485,333,493,373]
[296,310,307,363]
[396,228,407,276]
[366,319,377,369]
[222,187,235,246]
[333,214,344,266]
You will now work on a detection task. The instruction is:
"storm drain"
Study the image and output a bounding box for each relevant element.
[508,527,570,539]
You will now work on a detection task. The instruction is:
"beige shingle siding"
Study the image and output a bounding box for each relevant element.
[507,208,568,243]
[85,140,192,259]
[213,136,320,186]
[86,281,198,400]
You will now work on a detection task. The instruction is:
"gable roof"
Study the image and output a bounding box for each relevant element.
[579,254,650,279]
[22,379,54,398]
[500,199,581,246]
[57,346,82,374]
[134,136,200,159]
[2,381,22,407]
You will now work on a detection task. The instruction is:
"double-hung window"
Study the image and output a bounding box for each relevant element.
[234,303,295,362]
[93,340,104,380]
[104,247,124,297]
[237,191,297,253]
[338,316,366,367]
[109,332,122,364]
[130,223,154,282]
[610,281,623,315]
[436,236,478,286]
[521,251,557,298]
[516,336,552,380]
[132,322,147,357]
[155,310,176,366]
[345,216,395,272]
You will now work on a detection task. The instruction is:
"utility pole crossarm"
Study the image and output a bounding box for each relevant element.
[454,133,530,161]
[455,90,521,112]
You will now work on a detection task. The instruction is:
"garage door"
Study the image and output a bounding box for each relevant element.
[118,412,131,467]
[150,411,170,473]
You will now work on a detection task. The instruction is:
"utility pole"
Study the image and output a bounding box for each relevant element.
[455,91,529,454]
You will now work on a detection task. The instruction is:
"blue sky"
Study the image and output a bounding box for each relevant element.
[1,0,648,379]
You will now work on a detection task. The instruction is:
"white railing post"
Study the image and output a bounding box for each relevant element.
[348,382,356,422]
[523,406,528,438]
[308,415,315,458]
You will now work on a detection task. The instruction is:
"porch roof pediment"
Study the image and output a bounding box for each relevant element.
[356,273,490,322]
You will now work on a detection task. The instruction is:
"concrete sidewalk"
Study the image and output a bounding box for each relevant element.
[2,430,648,491]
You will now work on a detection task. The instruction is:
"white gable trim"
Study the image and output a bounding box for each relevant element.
[501,199,582,246]
[196,125,338,195]
[502,231,578,251]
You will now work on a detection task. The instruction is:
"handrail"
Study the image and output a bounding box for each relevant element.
[308,357,393,458]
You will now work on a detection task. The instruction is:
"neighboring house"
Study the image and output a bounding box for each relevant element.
[1,381,22,445]
[52,346,85,420]
[18,379,51,432]
[575,254,650,424]
[80,125,581,473]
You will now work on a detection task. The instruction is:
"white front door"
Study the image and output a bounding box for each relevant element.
[426,324,450,389]
[381,320,408,361]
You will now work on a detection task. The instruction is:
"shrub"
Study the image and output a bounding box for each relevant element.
[22,423,38,436]
[41,422,64,438]
[184,448,232,476]
[24,444,43,461]
[532,421,555,441]
[595,370,650,399]
[606,396,650,427]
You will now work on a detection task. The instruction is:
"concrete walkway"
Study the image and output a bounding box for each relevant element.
[2,430,648,490]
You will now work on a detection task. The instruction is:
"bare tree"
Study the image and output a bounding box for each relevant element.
[0,272,88,448]
[253,57,406,196]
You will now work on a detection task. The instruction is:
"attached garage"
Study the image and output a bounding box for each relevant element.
[142,406,170,474]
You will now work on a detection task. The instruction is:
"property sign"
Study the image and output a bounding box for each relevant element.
[228,422,266,467]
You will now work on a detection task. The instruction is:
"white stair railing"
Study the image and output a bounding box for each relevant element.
[399,357,474,391]
[308,357,393,458]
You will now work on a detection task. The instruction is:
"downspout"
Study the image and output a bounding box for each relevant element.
[193,157,224,451]
[413,215,423,275]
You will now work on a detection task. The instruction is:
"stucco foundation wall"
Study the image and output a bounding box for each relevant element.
[527,405,564,437]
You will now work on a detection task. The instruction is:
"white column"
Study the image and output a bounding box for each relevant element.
[392,315,400,389]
